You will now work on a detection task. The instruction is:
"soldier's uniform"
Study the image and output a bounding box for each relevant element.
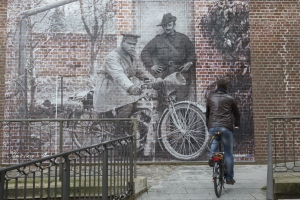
[93,35,155,117]
[141,31,197,101]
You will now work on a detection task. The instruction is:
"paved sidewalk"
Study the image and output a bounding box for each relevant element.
[135,164,267,200]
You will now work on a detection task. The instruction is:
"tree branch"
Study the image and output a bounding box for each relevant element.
[79,0,92,38]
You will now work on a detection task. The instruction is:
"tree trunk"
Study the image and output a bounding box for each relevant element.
[89,41,96,75]
[17,18,28,119]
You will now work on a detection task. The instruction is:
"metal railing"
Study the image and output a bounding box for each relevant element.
[0,118,135,165]
[0,135,134,200]
[266,116,300,200]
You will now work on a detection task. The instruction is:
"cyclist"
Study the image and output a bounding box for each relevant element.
[206,77,240,185]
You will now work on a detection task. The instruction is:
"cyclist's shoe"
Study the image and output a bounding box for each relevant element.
[226,179,236,185]
[208,159,214,167]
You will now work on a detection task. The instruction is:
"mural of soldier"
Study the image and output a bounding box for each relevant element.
[141,13,197,104]
[93,34,163,118]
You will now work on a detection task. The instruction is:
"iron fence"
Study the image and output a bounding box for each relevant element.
[266,116,300,200]
[0,135,134,200]
[0,118,135,165]
[267,116,300,172]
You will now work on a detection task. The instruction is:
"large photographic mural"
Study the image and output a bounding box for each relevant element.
[4,0,253,163]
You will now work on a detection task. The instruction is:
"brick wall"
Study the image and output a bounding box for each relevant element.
[250,0,300,162]
[0,0,299,163]
[0,0,7,119]
[0,0,8,164]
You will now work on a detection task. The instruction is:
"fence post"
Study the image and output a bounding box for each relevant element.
[0,172,5,200]
[266,118,274,200]
[133,119,137,178]
[102,144,108,200]
[61,155,70,200]
[59,120,63,153]
[130,136,134,194]
[59,120,63,181]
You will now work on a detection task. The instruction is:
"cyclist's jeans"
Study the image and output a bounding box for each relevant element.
[209,127,234,181]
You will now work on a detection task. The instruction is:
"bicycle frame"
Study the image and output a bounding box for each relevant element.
[168,95,189,131]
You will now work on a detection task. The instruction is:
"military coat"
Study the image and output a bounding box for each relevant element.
[93,47,155,112]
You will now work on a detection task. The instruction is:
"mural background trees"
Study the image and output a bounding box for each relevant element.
[7,0,52,119]
[78,0,116,76]
[6,0,116,119]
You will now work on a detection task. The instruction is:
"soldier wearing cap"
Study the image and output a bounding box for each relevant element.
[93,34,161,117]
[141,13,197,101]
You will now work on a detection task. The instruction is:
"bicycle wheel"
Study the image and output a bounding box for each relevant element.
[157,101,209,160]
[213,161,224,197]
[69,110,113,148]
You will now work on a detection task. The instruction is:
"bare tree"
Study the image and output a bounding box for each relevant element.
[6,0,51,119]
[27,12,55,116]
[79,0,116,75]
[7,0,73,119]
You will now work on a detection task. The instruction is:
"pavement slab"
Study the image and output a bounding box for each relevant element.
[135,164,267,200]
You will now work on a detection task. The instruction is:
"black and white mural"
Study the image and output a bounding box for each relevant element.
[4,0,253,163]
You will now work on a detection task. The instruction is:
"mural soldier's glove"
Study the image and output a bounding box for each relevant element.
[127,85,142,95]
[151,65,165,74]
[179,62,193,72]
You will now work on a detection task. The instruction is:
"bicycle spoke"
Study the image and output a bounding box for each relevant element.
[186,111,202,129]
[179,109,189,130]
[189,125,206,133]
[172,109,188,130]
[181,109,204,132]
[186,134,206,144]
[165,129,205,150]
[174,110,205,135]
[177,140,185,155]
[186,137,199,154]
[178,111,204,132]
[168,133,201,155]
[168,138,181,154]
[175,135,185,152]
[186,126,206,133]
[191,134,206,142]
[168,133,183,148]
[161,125,182,137]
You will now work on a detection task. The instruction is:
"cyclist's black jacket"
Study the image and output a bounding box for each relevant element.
[206,89,240,131]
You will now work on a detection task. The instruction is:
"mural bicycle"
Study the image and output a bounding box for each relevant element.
[66,72,209,161]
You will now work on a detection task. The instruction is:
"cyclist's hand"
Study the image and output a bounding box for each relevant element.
[179,62,193,72]
[151,65,164,74]
[127,86,142,95]
[152,77,164,90]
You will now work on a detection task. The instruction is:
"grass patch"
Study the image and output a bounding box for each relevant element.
[261,186,267,191]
